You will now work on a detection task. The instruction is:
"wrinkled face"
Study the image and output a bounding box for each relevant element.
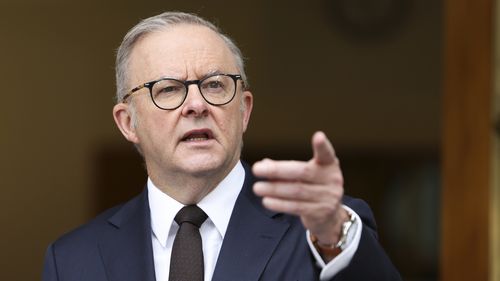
[113,24,253,185]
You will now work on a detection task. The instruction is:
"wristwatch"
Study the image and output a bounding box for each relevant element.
[336,210,357,250]
[311,210,357,259]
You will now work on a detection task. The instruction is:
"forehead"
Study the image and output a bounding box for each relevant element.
[128,24,238,84]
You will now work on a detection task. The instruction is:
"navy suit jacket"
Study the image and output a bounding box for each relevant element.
[43,164,401,281]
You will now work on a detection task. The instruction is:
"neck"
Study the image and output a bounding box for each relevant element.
[148,161,238,204]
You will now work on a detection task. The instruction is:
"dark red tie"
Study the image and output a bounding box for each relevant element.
[169,205,207,281]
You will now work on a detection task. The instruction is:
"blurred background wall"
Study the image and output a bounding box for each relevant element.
[0,0,445,280]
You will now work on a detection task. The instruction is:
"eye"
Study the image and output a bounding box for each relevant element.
[158,85,182,94]
[153,80,184,97]
[202,77,227,93]
[205,80,224,89]
[207,81,224,89]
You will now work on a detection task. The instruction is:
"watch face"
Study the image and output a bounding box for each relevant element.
[326,0,412,42]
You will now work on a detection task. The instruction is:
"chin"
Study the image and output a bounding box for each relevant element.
[179,155,229,177]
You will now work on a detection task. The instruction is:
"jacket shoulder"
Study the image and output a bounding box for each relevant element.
[50,190,145,251]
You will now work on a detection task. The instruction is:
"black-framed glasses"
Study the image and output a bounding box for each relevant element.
[122,73,243,110]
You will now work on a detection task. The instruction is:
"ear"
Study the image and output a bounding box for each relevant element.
[113,103,140,144]
[241,91,253,132]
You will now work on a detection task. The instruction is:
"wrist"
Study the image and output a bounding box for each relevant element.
[310,233,342,261]
[312,207,349,245]
[310,209,356,261]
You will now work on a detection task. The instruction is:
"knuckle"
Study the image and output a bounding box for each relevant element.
[322,185,342,200]
[322,188,336,200]
[324,202,336,214]
[300,164,314,181]
[267,161,277,174]
[295,183,312,199]
[290,201,305,213]
[324,172,335,183]
[335,174,344,186]
[320,199,339,214]
[288,185,302,198]
[326,171,343,185]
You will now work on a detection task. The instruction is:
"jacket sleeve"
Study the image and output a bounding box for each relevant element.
[42,244,59,281]
[331,197,402,281]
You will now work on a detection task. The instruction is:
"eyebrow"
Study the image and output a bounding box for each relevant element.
[157,69,225,81]
[200,69,223,79]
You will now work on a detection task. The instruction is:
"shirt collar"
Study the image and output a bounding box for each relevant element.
[148,161,245,247]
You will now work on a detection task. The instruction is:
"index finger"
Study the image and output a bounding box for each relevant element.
[312,131,336,166]
[252,159,313,182]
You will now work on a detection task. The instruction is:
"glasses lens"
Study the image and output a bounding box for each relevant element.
[151,79,186,109]
[200,75,236,105]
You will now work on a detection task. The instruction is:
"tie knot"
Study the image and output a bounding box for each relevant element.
[174,205,207,228]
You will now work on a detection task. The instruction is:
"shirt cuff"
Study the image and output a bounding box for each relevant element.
[306,205,362,280]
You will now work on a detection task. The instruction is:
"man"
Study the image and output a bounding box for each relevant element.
[43,12,401,281]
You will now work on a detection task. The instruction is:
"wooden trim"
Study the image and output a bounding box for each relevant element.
[492,127,500,281]
[442,0,493,280]
[492,4,500,276]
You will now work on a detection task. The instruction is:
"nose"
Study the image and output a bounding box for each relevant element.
[180,84,209,117]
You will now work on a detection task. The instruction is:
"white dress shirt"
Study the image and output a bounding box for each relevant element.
[148,161,362,281]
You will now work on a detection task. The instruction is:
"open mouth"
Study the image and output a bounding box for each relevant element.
[181,129,214,142]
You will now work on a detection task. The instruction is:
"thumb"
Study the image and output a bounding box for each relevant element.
[312,131,336,166]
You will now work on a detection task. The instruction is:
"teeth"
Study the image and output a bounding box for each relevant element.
[186,137,208,141]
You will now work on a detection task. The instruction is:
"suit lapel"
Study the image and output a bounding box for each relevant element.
[212,166,290,281]
[98,189,157,281]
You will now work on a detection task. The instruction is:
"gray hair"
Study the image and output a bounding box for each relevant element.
[115,11,248,103]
